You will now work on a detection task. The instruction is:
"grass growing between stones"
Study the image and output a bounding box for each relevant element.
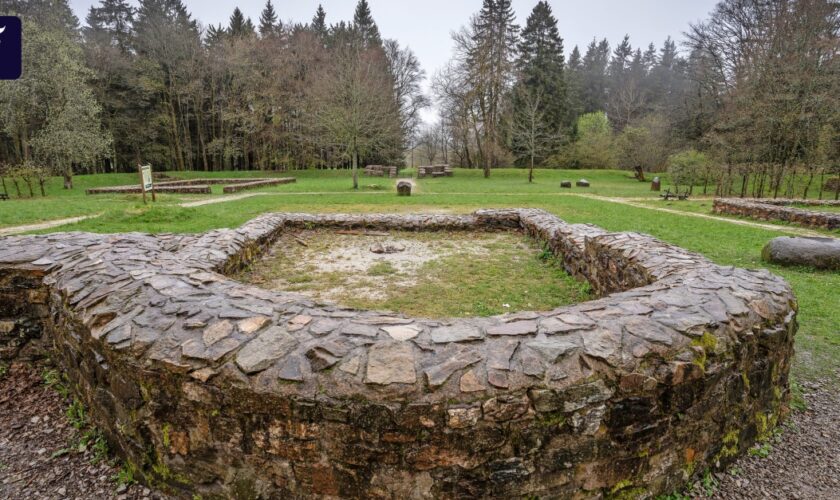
[235,229,591,318]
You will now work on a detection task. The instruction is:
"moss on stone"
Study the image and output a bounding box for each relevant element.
[741,371,751,391]
[691,332,718,370]
[692,332,717,351]
[608,479,645,499]
[162,423,171,449]
[715,430,740,462]
[538,411,566,428]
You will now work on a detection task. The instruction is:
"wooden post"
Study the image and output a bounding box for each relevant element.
[137,164,147,205]
[150,166,157,202]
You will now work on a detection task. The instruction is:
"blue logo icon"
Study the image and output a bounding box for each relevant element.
[0,16,22,80]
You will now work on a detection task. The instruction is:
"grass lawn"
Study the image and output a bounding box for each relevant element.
[235,229,591,318]
[1,168,837,386]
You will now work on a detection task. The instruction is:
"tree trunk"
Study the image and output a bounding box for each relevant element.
[352,149,359,190]
[836,171,839,201]
[529,153,534,183]
[63,165,73,190]
[803,170,814,200]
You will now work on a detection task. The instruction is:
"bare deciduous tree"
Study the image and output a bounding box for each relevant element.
[308,35,402,189]
[509,90,555,182]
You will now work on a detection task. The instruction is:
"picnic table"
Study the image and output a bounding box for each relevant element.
[660,189,690,201]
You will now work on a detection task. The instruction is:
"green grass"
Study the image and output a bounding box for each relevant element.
[357,236,590,318]
[1,168,837,385]
[237,229,591,318]
[792,204,840,213]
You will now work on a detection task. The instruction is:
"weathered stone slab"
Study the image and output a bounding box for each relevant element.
[203,320,233,346]
[430,324,483,343]
[486,320,537,336]
[235,327,298,374]
[423,345,483,388]
[365,342,416,385]
[383,324,422,341]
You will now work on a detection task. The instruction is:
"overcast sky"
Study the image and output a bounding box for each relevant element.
[68,0,720,122]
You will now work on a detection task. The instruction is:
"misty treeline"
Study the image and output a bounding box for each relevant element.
[0,0,424,189]
[0,0,838,199]
[425,0,839,197]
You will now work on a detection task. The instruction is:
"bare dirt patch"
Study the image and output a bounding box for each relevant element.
[235,229,591,318]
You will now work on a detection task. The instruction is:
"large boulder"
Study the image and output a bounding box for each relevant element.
[762,236,840,270]
[396,180,412,196]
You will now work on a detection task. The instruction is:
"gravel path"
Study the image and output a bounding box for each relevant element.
[0,362,158,500]
[178,192,268,207]
[0,215,99,236]
[705,384,840,499]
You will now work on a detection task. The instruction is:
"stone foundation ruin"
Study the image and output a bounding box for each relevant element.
[0,209,797,498]
[85,177,296,195]
[713,198,840,230]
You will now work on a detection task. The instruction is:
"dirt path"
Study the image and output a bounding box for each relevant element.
[574,194,827,237]
[178,192,270,208]
[0,215,99,237]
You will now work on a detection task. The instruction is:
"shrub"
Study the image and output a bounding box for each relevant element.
[667,149,709,193]
[569,112,617,169]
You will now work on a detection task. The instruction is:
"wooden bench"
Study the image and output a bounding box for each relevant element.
[0,193,9,201]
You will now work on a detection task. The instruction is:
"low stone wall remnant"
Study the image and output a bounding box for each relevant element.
[85,177,296,196]
[0,209,797,499]
[85,185,212,195]
[222,178,296,193]
[713,198,840,230]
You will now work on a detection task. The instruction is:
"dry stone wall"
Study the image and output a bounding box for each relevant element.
[85,185,212,195]
[85,177,296,196]
[713,198,840,230]
[0,209,797,499]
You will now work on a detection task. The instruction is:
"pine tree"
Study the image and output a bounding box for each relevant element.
[565,46,585,124]
[469,0,519,176]
[581,38,610,113]
[84,0,135,53]
[353,0,381,47]
[228,7,255,37]
[312,4,327,38]
[205,23,226,47]
[642,43,658,72]
[609,35,633,79]
[259,0,279,37]
[514,1,567,133]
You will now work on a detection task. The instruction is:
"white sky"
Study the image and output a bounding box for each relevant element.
[68,0,720,122]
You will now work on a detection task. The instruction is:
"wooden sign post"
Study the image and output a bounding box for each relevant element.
[138,164,155,204]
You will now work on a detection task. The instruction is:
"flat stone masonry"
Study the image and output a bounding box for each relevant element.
[0,209,797,499]
[364,165,398,178]
[85,185,212,195]
[221,178,296,193]
[713,198,840,230]
[417,165,453,178]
